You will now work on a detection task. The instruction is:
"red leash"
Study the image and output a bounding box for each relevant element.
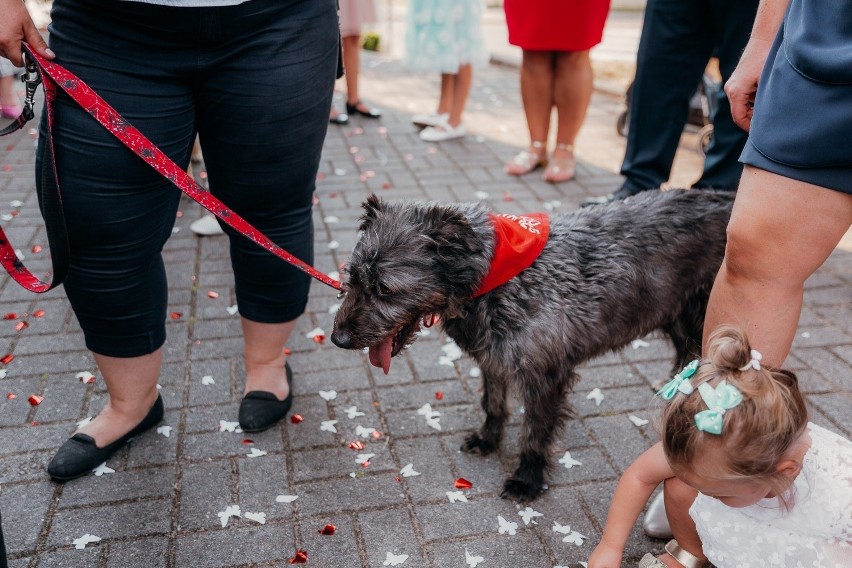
[0,44,342,293]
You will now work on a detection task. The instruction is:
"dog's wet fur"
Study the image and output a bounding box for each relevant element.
[332,189,734,501]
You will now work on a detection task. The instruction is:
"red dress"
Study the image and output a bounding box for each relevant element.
[504,0,611,51]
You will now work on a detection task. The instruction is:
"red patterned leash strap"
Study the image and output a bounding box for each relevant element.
[1,44,342,292]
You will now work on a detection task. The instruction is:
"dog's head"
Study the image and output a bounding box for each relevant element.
[331,195,489,373]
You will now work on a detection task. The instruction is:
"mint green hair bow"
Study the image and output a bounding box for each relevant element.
[694,380,744,435]
[657,359,699,400]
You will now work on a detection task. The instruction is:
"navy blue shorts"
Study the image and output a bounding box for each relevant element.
[740,0,852,194]
[37,0,339,357]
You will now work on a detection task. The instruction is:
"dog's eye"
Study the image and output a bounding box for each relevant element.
[378,284,393,296]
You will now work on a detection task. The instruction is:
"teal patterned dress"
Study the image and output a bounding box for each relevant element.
[404,0,489,73]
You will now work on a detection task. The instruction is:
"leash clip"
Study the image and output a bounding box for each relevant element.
[20,50,42,122]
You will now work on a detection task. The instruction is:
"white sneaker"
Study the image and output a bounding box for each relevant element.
[189,214,225,236]
[419,123,466,142]
[411,112,449,128]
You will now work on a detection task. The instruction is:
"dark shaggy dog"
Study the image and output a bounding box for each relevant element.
[331,189,734,501]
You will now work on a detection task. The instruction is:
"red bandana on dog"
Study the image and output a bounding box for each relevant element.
[473,213,549,297]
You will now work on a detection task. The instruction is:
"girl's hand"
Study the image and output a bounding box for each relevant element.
[588,542,623,568]
[0,0,54,66]
[724,39,773,132]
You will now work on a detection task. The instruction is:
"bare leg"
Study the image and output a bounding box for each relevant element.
[446,64,472,128]
[76,349,162,446]
[703,167,852,365]
[520,50,556,145]
[241,318,298,399]
[342,35,362,107]
[436,73,454,115]
[552,50,593,147]
[661,477,707,566]
[0,75,19,108]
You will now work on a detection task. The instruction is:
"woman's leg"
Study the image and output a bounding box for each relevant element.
[342,34,362,107]
[241,319,297,398]
[0,74,18,107]
[437,73,454,116]
[446,63,472,128]
[520,49,555,144]
[552,50,593,147]
[703,167,852,365]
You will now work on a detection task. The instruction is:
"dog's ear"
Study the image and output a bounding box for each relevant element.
[424,207,484,296]
[360,194,384,231]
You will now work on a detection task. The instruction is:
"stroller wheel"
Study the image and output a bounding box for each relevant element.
[616,110,629,137]
[697,125,713,157]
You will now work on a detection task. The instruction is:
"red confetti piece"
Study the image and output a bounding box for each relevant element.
[319,524,336,536]
[312,195,320,205]
[31,421,38,426]
[1,165,11,172]
[170,312,182,320]
[27,394,44,406]
[283,348,292,356]
[10,211,18,217]
[1,354,13,364]
[6,393,15,400]
[454,477,473,490]
[316,172,326,181]
[360,461,371,468]
[435,392,444,400]
[329,192,338,199]
[5,145,12,151]
[207,291,219,299]
[359,174,368,182]
[242,439,254,445]
[288,550,308,564]
[354,155,365,164]
[199,171,208,179]
[31,245,42,253]
[348,440,365,451]
[311,334,325,345]
[3,313,17,320]
[290,414,304,424]
[349,146,359,154]
[176,211,184,218]
[370,431,383,440]
[503,191,514,202]
[382,182,392,189]
[32,310,45,318]
[394,476,401,482]
[15,321,28,331]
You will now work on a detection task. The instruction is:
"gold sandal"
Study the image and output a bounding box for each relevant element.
[505,140,547,175]
[542,143,576,183]
[638,539,712,568]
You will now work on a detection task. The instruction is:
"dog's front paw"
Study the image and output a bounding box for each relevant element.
[500,477,545,502]
[460,432,498,455]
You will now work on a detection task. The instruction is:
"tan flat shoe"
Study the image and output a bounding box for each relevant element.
[542,143,575,183]
[505,141,547,175]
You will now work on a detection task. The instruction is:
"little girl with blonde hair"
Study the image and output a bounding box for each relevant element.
[589,325,852,568]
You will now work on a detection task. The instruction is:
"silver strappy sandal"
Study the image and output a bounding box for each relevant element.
[638,539,712,568]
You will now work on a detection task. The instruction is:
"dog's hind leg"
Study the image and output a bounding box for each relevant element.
[664,293,708,373]
[501,370,576,502]
[461,369,508,456]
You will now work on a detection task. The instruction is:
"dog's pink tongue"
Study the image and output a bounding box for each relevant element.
[368,337,393,375]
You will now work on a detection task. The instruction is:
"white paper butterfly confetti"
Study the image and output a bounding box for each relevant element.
[319,390,337,401]
[465,548,484,567]
[446,491,468,504]
[320,420,338,433]
[586,388,604,406]
[247,448,267,458]
[497,515,518,536]
[157,425,172,438]
[518,506,543,525]
[356,453,375,464]
[383,551,409,566]
[345,405,365,419]
[226,304,239,316]
[244,512,266,524]
[92,463,115,476]
[75,371,95,384]
[399,464,420,478]
[558,451,582,469]
[631,339,650,349]
[628,415,649,427]
[217,505,241,527]
[275,495,298,503]
[219,420,240,433]
[201,375,215,385]
[72,534,101,549]
[355,425,376,438]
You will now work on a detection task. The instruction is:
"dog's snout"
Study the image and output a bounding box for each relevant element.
[331,328,354,349]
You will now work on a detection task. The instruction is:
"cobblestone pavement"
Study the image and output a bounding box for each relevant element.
[0,46,849,568]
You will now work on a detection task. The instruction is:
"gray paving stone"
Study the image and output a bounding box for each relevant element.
[300,516,363,568]
[178,460,233,531]
[296,472,406,517]
[105,537,169,568]
[359,507,424,568]
[33,547,101,568]
[56,466,174,509]
[0,482,53,554]
[174,524,294,566]
[47,500,170,548]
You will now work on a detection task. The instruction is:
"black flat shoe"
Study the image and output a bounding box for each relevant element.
[329,112,349,125]
[346,101,382,119]
[47,395,164,482]
[238,362,293,433]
